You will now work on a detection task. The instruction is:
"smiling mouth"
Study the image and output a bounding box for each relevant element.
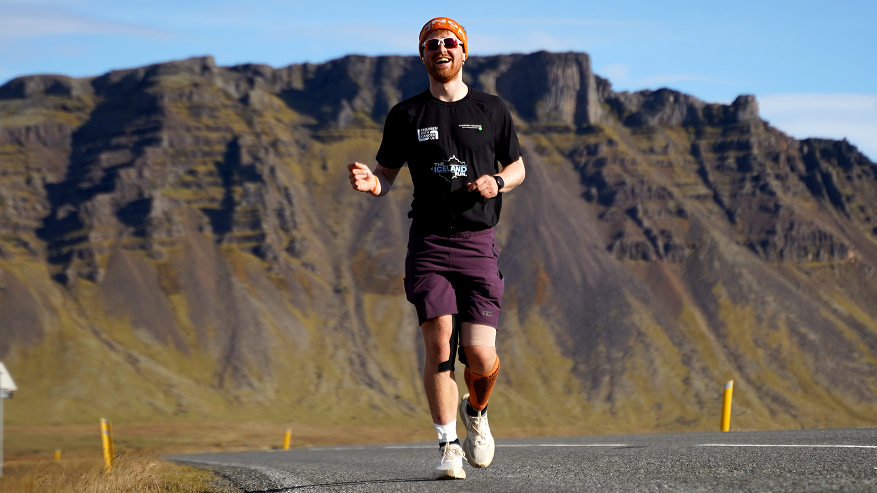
[434,56,451,65]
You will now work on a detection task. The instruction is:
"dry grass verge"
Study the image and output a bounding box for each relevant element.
[3,422,438,458]
[0,421,438,493]
[0,450,225,493]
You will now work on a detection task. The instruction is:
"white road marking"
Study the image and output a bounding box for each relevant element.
[302,443,877,452]
[310,443,629,451]
[308,447,368,451]
[499,444,628,448]
[699,444,877,449]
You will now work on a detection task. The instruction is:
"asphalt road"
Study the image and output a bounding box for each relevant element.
[170,428,877,492]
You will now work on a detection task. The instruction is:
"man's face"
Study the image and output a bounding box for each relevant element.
[422,29,465,84]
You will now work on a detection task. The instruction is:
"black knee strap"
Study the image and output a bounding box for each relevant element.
[437,315,468,372]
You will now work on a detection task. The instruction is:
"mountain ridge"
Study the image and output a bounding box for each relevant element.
[1,51,876,434]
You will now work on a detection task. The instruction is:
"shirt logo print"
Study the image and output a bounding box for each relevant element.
[417,127,439,142]
[431,155,468,182]
[459,124,482,131]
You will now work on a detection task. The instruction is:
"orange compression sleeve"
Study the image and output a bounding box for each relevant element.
[464,355,500,411]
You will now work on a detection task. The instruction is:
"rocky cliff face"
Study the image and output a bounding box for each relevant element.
[1,52,876,433]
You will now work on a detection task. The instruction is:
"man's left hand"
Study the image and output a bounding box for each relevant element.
[467,175,499,199]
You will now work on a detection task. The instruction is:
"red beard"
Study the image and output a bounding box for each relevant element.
[425,56,463,84]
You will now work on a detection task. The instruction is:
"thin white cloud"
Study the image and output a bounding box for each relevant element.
[636,73,741,86]
[262,23,413,54]
[475,31,572,54]
[0,6,176,39]
[463,17,682,51]
[263,22,587,59]
[469,17,656,28]
[760,94,877,114]
[595,65,743,93]
[598,63,629,84]
[266,23,573,57]
[759,94,877,161]
[0,0,95,4]
[0,39,89,70]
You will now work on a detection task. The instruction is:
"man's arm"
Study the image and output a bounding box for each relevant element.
[495,157,525,193]
[347,162,402,197]
[466,157,525,198]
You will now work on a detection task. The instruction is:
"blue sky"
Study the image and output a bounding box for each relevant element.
[1,0,875,158]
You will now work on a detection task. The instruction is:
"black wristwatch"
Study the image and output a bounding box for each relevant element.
[493,175,505,191]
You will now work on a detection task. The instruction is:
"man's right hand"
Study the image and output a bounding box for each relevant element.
[348,162,378,193]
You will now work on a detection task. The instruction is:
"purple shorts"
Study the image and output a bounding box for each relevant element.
[404,225,504,328]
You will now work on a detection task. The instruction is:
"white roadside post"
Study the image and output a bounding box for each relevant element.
[0,362,18,478]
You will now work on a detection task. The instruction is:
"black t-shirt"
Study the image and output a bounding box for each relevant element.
[376,88,522,233]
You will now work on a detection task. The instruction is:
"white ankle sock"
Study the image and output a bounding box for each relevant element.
[434,421,458,443]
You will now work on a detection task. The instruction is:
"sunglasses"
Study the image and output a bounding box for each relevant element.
[422,37,461,51]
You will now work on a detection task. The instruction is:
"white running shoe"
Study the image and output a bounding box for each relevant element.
[459,393,495,468]
[433,442,466,480]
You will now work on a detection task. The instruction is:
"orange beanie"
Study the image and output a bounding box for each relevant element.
[418,17,468,57]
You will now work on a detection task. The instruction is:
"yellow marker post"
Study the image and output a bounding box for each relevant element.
[54,449,61,461]
[283,428,292,450]
[100,418,115,472]
[721,380,734,432]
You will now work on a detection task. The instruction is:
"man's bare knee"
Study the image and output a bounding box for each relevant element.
[462,345,496,375]
[421,315,454,367]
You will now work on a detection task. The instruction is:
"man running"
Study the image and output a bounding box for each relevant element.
[347,17,525,480]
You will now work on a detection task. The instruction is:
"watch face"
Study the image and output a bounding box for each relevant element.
[494,175,504,190]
